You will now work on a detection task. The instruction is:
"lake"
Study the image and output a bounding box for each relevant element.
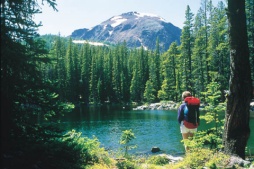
[58,104,254,156]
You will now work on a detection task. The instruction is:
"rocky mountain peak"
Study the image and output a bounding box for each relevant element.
[71,11,181,51]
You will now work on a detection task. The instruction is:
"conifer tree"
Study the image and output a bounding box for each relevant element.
[223,0,252,159]
[80,43,92,103]
[192,10,206,96]
[208,1,229,100]
[158,42,179,101]
[180,5,194,92]
[102,51,113,102]
[245,0,254,81]
[89,49,98,104]
[144,79,156,103]
[200,0,213,83]
[65,38,75,101]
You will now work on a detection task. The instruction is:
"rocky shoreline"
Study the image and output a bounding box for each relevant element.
[132,101,206,111]
[133,101,178,110]
[133,100,254,117]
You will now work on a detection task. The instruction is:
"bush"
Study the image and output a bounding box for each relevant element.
[169,148,230,169]
[62,129,113,167]
[3,127,114,169]
[116,160,136,169]
[147,155,169,165]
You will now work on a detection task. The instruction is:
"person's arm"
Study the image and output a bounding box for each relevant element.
[177,104,184,124]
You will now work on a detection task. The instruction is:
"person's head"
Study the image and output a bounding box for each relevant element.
[182,91,191,100]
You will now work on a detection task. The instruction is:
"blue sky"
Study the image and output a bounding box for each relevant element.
[34,0,224,36]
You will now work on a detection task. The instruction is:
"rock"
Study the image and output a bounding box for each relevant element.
[133,101,178,110]
[226,156,251,168]
[159,154,183,163]
[151,147,161,153]
[250,101,254,117]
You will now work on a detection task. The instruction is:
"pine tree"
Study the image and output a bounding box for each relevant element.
[80,43,91,103]
[143,79,156,103]
[245,0,254,81]
[223,0,252,159]
[180,5,194,92]
[65,38,75,101]
[192,10,206,96]
[208,1,229,100]
[158,42,179,101]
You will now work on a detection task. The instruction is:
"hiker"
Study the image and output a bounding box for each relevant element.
[177,91,200,151]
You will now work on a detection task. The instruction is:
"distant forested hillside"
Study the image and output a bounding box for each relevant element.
[38,0,254,105]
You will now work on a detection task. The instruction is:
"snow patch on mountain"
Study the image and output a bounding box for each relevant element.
[72,40,107,46]
[110,16,127,27]
[134,12,166,22]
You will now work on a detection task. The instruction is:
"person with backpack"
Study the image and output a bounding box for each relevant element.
[177,91,200,151]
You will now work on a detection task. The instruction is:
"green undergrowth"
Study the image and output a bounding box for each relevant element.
[168,148,230,169]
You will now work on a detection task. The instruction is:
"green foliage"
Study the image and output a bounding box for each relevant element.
[120,129,137,157]
[170,148,230,169]
[39,8,231,104]
[4,127,113,169]
[116,160,136,169]
[62,130,113,167]
[246,0,254,81]
[2,0,253,168]
[144,80,156,103]
[147,155,169,165]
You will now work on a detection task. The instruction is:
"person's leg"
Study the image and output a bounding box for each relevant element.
[188,132,194,138]
[182,132,190,139]
[182,132,190,151]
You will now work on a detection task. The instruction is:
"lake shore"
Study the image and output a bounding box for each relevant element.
[133,100,254,117]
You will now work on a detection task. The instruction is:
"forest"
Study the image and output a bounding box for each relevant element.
[1,0,253,168]
[39,0,253,105]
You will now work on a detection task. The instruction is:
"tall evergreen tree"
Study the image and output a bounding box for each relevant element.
[130,47,148,102]
[158,42,179,101]
[119,42,130,102]
[143,79,156,103]
[65,38,75,101]
[180,5,194,92]
[52,35,67,100]
[200,0,213,83]
[223,0,252,159]
[0,0,73,156]
[208,1,230,100]
[112,45,122,102]
[80,43,91,103]
[192,10,206,96]
[89,48,98,104]
[245,0,254,81]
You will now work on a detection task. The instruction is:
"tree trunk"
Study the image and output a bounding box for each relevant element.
[223,0,252,159]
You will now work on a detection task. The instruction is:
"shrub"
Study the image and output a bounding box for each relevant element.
[169,148,230,169]
[62,129,113,167]
[147,155,169,165]
[116,160,136,169]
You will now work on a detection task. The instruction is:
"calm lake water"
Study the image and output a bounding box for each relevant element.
[58,105,254,155]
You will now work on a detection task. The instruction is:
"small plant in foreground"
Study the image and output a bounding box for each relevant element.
[120,129,137,157]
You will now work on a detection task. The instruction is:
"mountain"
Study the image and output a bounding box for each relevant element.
[71,11,181,51]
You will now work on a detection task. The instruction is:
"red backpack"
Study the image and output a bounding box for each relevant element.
[183,97,200,129]
[184,97,200,106]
